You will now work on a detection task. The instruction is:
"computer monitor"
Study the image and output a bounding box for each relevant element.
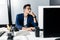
[39,6,60,38]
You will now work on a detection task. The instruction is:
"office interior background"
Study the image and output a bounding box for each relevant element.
[0,0,60,34]
[0,0,49,28]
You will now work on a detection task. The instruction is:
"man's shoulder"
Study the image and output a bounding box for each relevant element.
[17,13,23,16]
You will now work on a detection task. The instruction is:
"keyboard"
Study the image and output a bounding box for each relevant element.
[0,31,5,37]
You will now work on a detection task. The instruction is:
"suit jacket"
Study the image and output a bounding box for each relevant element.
[15,13,38,30]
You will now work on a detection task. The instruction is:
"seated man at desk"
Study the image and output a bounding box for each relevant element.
[16,4,38,31]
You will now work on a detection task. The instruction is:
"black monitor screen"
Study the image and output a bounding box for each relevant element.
[44,8,60,37]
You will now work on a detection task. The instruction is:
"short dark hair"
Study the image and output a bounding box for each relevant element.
[23,4,31,9]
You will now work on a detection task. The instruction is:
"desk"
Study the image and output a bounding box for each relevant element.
[0,27,56,40]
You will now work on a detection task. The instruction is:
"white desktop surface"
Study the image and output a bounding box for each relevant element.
[0,27,56,40]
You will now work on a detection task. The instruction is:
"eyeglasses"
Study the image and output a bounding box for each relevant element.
[26,8,31,10]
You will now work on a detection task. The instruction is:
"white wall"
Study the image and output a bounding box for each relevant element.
[0,0,9,24]
[11,0,49,24]
[0,0,49,25]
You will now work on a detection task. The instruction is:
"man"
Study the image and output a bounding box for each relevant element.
[16,4,38,31]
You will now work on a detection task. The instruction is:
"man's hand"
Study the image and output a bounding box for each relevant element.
[22,27,32,31]
[22,27,35,31]
[29,11,35,17]
[26,28,32,31]
[22,27,27,30]
[30,27,35,30]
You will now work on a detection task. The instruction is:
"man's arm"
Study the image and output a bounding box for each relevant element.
[29,11,38,26]
[15,14,22,30]
[28,12,38,30]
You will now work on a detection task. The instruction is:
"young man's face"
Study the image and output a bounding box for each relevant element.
[24,6,31,14]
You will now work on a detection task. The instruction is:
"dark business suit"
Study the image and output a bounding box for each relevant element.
[15,13,38,30]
